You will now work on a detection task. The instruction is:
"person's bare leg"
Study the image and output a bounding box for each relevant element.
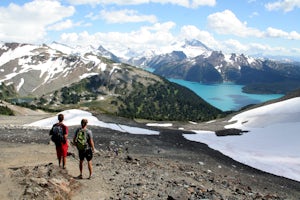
[79,160,83,176]
[88,160,93,178]
[63,156,66,169]
[58,157,61,167]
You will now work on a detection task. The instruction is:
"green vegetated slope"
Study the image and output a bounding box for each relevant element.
[0,83,16,115]
[33,70,224,122]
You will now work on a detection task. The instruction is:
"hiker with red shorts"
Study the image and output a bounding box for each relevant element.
[49,113,69,169]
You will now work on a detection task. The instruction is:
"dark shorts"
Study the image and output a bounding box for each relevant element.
[78,149,93,161]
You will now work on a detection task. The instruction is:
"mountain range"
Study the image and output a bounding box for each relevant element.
[1,39,300,119]
[122,39,300,94]
[53,38,300,94]
[2,39,299,94]
[0,41,222,121]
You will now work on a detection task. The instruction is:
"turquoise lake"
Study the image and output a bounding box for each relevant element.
[145,68,284,111]
[169,78,283,111]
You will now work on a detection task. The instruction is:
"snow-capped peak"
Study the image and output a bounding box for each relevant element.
[49,42,100,57]
[166,39,212,58]
[49,42,74,55]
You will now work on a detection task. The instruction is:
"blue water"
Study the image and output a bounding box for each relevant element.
[169,78,283,111]
[144,68,284,111]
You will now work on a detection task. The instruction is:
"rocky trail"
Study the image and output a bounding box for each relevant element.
[0,109,300,199]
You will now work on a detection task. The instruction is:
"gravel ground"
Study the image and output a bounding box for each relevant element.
[0,112,300,199]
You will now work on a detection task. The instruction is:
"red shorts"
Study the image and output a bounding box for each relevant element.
[56,142,68,158]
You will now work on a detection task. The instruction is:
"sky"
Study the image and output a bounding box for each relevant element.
[27,97,300,182]
[0,0,300,59]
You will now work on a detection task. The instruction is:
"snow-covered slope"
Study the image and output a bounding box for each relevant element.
[0,42,115,96]
[123,39,300,86]
[125,39,213,67]
[226,97,300,128]
[49,42,119,61]
[26,109,159,135]
[184,97,300,182]
[169,39,212,58]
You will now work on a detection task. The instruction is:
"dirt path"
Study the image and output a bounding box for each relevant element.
[0,141,111,200]
[0,142,54,199]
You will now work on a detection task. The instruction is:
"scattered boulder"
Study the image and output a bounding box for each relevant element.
[215,128,249,136]
[10,163,81,200]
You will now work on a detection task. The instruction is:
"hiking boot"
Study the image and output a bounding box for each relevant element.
[76,174,83,179]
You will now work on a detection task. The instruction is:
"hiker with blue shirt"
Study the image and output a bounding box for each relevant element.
[73,118,95,179]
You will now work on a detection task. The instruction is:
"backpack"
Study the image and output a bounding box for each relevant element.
[51,124,65,145]
[75,129,87,151]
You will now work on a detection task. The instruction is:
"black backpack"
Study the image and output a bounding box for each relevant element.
[50,124,65,145]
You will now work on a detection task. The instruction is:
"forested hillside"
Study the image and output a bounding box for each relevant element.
[32,74,223,121]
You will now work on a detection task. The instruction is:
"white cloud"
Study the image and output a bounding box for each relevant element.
[67,0,149,5]
[219,39,300,57]
[66,0,216,8]
[265,27,300,40]
[207,10,300,41]
[60,22,176,55]
[190,0,216,8]
[223,39,249,52]
[265,0,300,12]
[47,19,82,31]
[265,27,289,38]
[59,19,300,58]
[247,42,294,56]
[207,10,263,38]
[100,9,157,24]
[177,25,298,56]
[0,0,75,43]
[249,42,271,52]
[179,25,220,49]
[289,31,300,40]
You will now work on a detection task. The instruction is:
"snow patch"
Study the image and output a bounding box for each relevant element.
[224,54,233,64]
[16,78,24,92]
[86,55,101,66]
[247,56,256,64]
[26,109,159,135]
[183,97,300,182]
[110,65,121,75]
[80,73,99,80]
[0,44,36,66]
[146,123,173,127]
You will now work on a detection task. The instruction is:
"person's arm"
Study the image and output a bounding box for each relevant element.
[90,138,95,152]
[88,131,95,152]
[63,125,68,143]
[73,129,77,144]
